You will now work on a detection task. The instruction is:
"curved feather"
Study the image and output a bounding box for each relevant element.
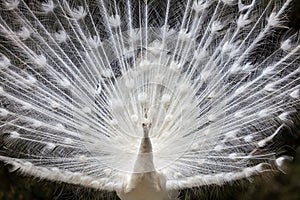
[0,0,299,198]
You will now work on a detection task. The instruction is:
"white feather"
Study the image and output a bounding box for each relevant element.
[0,1,299,200]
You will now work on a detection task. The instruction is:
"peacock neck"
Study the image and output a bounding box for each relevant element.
[133,123,155,173]
[117,123,172,200]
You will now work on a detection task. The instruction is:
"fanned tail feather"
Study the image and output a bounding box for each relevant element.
[0,0,299,199]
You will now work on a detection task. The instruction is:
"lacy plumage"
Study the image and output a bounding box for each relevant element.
[0,0,299,199]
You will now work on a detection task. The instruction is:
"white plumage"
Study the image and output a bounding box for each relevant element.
[0,0,299,199]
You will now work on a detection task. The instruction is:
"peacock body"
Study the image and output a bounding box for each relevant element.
[0,0,299,199]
